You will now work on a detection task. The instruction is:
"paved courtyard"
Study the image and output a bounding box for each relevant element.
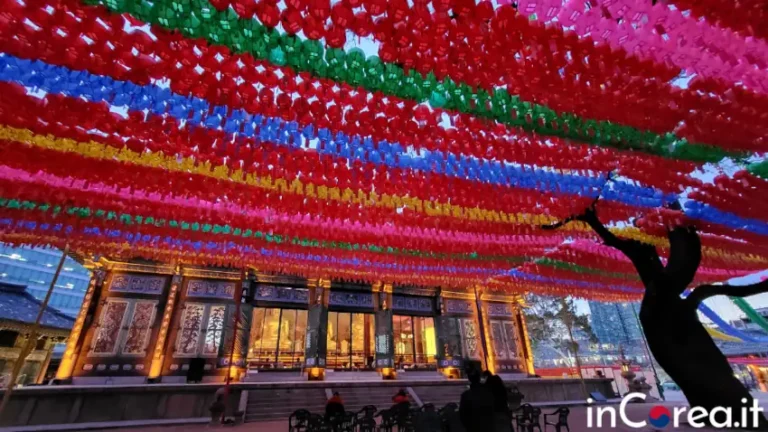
[99,400,768,432]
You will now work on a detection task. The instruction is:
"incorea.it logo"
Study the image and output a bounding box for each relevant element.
[648,405,672,428]
[587,393,764,429]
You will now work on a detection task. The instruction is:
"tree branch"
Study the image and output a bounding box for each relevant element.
[577,207,626,249]
[541,214,581,231]
[539,171,665,282]
[686,279,768,309]
[541,172,614,232]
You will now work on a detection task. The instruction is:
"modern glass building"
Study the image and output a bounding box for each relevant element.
[0,244,91,317]
[588,301,643,347]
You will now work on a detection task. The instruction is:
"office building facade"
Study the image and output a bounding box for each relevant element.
[588,301,643,347]
[0,244,91,317]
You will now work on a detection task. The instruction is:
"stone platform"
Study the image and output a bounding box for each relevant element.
[0,378,614,429]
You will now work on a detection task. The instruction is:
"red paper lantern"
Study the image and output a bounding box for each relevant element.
[281,8,303,34]
[256,3,280,27]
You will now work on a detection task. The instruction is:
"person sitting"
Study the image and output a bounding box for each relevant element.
[391,389,411,426]
[392,389,410,405]
[325,391,345,421]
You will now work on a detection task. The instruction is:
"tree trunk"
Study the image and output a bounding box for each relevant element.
[566,325,588,398]
[640,280,767,429]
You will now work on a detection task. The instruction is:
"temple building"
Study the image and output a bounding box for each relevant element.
[0,282,74,385]
[55,258,535,384]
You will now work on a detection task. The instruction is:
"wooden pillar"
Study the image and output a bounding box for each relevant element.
[474,286,494,374]
[148,267,182,381]
[305,278,329,380]
[220,273,251,381]
[55,266,106,382]
[514,301,536,375]
[373,282,395,379]
[35,337,54,384]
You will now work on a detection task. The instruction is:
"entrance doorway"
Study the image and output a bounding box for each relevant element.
[248,307,308,369]
[393,315,437,369]
[326,312,375,369]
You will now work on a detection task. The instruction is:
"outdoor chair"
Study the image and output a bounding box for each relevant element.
[508,385,525,411]
[439,403,458,414]
[376,408,396,432]
[325,412,352,432]
[391,401,412,428]
[356,405,377,432]
[543,407,570,432]
[513,404,542,432]
[356,416,377,432]
[438,403,460,432]
[394,404,416,432]
[336,411,357,432]
[308,413,332,432]
[357,405,377,420]
[414,403,442,432]
[289,409,311,432]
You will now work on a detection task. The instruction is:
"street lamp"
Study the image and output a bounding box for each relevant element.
[619,345,636,387]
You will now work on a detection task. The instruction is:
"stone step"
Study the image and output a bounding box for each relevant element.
[247,399,326,405]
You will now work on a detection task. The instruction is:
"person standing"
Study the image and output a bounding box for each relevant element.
[484,371,512,432]
[459,370,495,432]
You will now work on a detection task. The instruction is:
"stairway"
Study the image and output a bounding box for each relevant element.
[411,383,468,408]
[244,386,327,422]
[243,380,470,423]
[327,385,400,413]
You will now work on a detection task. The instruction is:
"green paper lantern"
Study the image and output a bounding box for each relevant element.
[104,0,125,10]
[252,39,268,59]
[269,46,287,65]
[199,5,214,20]
[325,48,344,65]
[346,48,366,69]
[429,91,447,108]
[365,55,382,74]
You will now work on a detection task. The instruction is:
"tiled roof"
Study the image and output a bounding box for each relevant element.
[0,283,74,330]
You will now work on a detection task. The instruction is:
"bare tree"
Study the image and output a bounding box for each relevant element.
[544,203,768,429]
[526,295,597,396]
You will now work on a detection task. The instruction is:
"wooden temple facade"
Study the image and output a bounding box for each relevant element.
[55,258,535,384]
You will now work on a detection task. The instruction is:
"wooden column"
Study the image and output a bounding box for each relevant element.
[220,272,251,381]
[373,282,395,379]
[55,265,105,382]
[148,267,182,381]
[514,301,536,375]
[35,337,54,384]
[474,286,494,374]
[305,278,329,380]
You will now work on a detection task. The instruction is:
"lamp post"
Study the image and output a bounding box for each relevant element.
[618,345,635,397]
